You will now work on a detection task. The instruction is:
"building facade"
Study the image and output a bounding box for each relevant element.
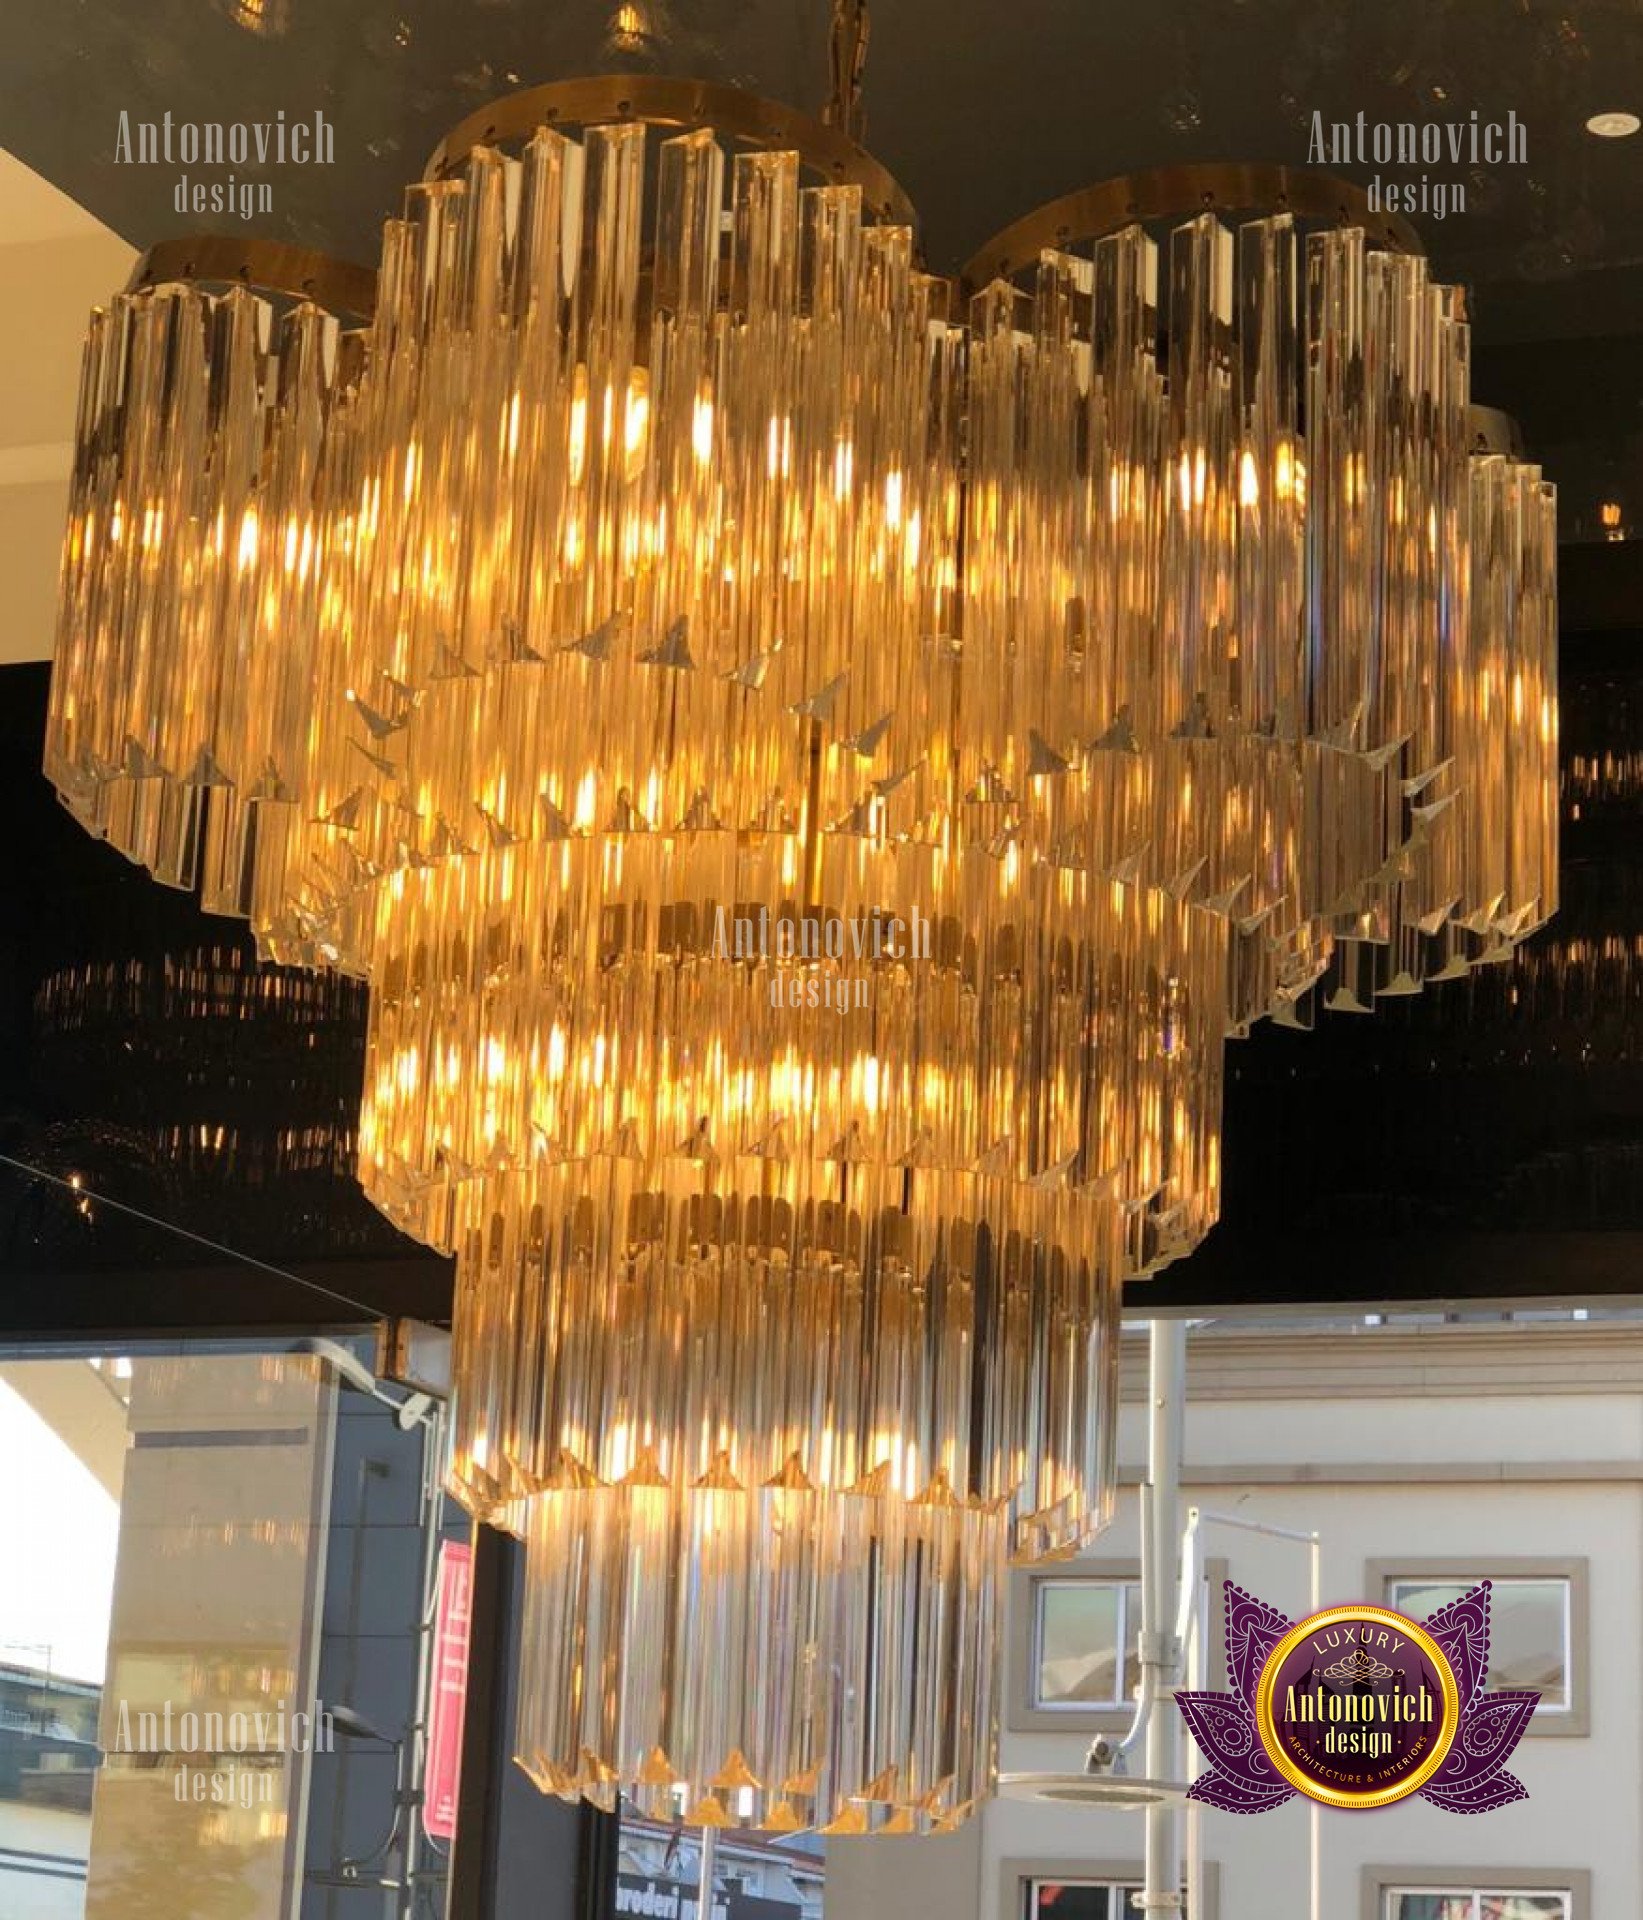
[0,1660,99,1920]
[619,1816,825,1920]
[832,1316,1637,1920]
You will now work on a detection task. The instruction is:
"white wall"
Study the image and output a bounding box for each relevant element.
[994,1479,1637,1919]
[0,150,135,665]
[0,1801,90,1920]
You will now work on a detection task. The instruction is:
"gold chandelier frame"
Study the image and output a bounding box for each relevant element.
[424,73,917,229]
[122,140,1430,342]
[962,159,1425,286]
[124,234,378,321]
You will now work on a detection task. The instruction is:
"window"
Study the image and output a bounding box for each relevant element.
[1033,1579,1142,1711]
[1006,1865,1219,1920]
[616,1799,825,1920]
[1024,1880,1139,1919]
[1364,1867,1588,1920]
[1367,1556,1588,1733]
[1007,1557,1228,1733]
[1381,1889,1572,1920]
[1386,1576,1568,1703]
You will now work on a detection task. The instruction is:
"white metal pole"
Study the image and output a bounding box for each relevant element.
[697,1823,719,1920]
[1183,1559,1204,1920]
[1141,1320,1187,1916]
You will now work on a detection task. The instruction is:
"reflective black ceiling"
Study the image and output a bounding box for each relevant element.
[3,3,1641,1325]
[4,572,1640,1317]
[11,1,1643,534]
[7,0,1643,341]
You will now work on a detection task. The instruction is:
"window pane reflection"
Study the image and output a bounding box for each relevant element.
[1387,1892,1571,1920]
[1027,1882,1133,1919]
[1388,1578,1570,1709]
[1034,1583,1129,1708]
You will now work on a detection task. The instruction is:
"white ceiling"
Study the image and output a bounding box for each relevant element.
[0,146,119,247]
[0,147,134,665]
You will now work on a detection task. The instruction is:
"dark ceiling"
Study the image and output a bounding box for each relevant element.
[7,0,1643,339]
[1,3,1640,1329]
[3,550,1640,1326]
[9,1,1643,535]
[10,0,1643,539]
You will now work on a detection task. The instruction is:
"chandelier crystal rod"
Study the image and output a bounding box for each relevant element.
[42,64,1558,1838]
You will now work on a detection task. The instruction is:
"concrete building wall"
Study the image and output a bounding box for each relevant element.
[826,1821,984,1920]
[831,1320,1643,1920]
[86,1352,337,1920]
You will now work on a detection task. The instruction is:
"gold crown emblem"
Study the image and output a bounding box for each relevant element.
[1322,1647,1396,1682]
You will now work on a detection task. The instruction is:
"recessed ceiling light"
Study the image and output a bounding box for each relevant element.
[1587,109,1641,137]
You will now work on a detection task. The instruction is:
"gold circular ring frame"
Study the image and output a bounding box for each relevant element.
[1253,1603,1461,1810]
[424,74,917,229]
[962,162,1424,289]
[125,235,377,321]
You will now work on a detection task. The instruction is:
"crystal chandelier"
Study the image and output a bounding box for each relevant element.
[44,32,1557,1836]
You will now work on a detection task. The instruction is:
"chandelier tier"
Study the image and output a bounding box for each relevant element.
[45,72,1557,1836]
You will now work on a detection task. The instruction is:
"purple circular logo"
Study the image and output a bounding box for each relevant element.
[1254,1604,1461,1808]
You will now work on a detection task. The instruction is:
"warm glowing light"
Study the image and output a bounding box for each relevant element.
[43,118,1559,1843]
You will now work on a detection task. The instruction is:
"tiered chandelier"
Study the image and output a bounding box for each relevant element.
[44,25,1556,1837]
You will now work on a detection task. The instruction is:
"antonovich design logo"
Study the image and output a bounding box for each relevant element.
[113,108,335,221]
[1179,1580,1539,1813]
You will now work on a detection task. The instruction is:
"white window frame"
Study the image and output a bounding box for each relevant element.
[1025,1877,1138,1920]
[1031,1574,1140,1715]
[1381,1894,1571,1920]
[1365,1555,1589,1736]
[1003,1859,1220,1920]
[1360,1866,1588,1920]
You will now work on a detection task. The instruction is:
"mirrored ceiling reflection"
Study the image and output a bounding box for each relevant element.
[10,0,1643,524]
[0,0,827,266]
[6,0,1643,311]
[5,0,1643,542]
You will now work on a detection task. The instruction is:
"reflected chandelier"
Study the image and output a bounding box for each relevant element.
[44,20,1557,1839]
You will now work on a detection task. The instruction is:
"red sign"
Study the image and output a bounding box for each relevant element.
[423,1539,473,1841]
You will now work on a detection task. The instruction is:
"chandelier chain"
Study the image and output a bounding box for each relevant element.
[826,0,871,142]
